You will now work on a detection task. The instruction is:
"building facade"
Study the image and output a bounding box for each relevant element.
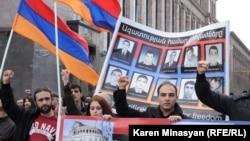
[121,0,217,32]
[230,32,250,94]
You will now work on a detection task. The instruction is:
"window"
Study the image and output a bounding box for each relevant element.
[164,0,168,31]
[197,0,201,5]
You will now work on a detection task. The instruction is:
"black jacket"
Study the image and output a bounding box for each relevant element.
[113,89,189,118]
[63,83,85,115]
[0,83,40,141]
[111,49,133,63]
[195,72,250,121]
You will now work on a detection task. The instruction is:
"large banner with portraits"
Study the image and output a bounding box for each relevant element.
[95,17,230,121]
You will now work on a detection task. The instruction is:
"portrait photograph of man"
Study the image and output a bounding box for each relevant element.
[136,44,161,71]
[205,43,224,71]
[181,45,200,73]
[178,78,198,106]
[161,49,181,73]
[111,36,136,65]
[183,46,199,68]
[102,65,128,91]
[207,77,224,93]
[202,76,224,108]
[127,72,153,100]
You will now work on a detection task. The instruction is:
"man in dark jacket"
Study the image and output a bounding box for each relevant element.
[195,60,250,121]
[0,99,16,141]
[0,70,57,141]
[114,76,190,122]
[61,69,86,115]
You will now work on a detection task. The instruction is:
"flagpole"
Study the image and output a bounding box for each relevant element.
[94,13,122,95]
[53,2,62,141]
[0,29,14,80]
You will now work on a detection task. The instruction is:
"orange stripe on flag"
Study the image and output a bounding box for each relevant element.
[13,14,99,86]
[56,0,108,32]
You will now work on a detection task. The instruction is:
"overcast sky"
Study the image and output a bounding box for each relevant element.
[216,0,250,48]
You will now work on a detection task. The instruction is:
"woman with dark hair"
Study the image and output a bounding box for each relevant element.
[85,95,115,120]
[23,96,36,109]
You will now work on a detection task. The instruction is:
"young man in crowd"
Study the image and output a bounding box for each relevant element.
[196,60,250,121]
[61,69,86,115]
[114,76,190,122]
[15,98,24,107]
[0,69,57,141]
[0,99,16,141]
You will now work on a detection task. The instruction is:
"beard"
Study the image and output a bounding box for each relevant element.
[37,105,52,114]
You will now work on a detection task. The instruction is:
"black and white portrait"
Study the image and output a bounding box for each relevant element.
[161,49,181,73]
[183,46,199,68]
[127,72,153,99]
[205,43,224,71]
[181,45,200,73]
[111,37,136,65]
[102,65,128,91]
[136,44,161,72]
[178,78,198,105]
[207,77,224,93]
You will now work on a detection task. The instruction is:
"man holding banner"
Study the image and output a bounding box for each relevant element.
[114,76,190,122]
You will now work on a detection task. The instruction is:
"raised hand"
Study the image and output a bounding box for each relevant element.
[2,70,14,84]
[197,61,209,75]
[61,69,70,85]
[117,76,130,90]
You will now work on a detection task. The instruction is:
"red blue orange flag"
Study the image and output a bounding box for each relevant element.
[56,0,121,32]
[12,0,99,86]
[91,0,121,18]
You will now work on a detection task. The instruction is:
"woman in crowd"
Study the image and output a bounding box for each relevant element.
[23,96,36,109]
[85,95,115,120]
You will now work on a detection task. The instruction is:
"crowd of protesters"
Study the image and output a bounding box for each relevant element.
[0,60,250,140]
